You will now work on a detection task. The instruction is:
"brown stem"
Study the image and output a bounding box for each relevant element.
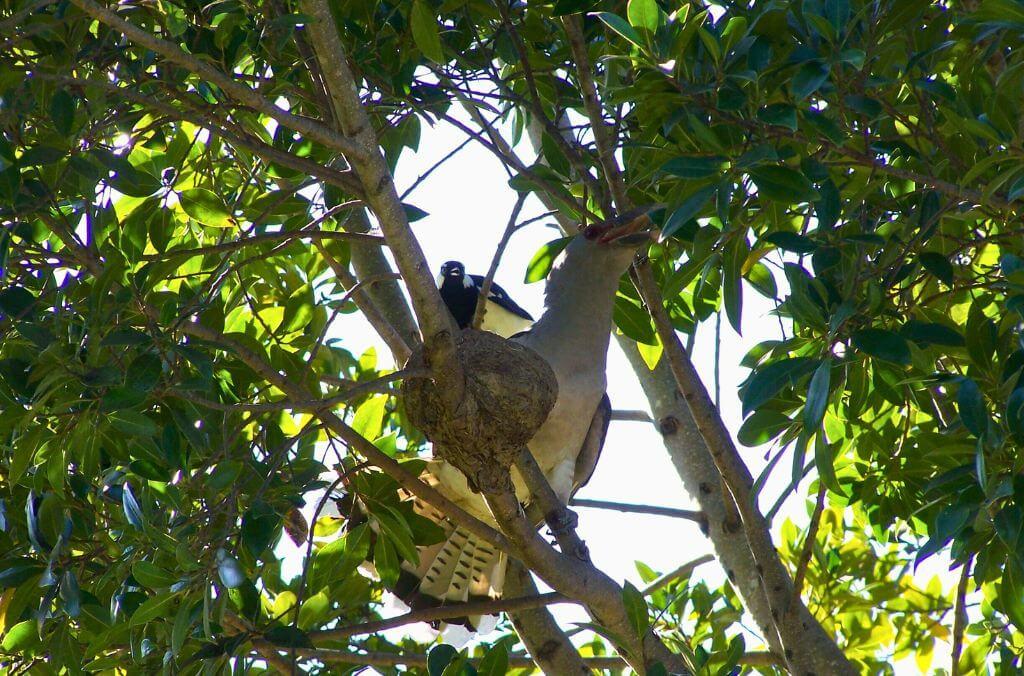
[570,498,705,523]
[791,483,827,603]
[472,194,527,329]
[951,558,972,676]
[309,591,569,642]
[643,554,715,595]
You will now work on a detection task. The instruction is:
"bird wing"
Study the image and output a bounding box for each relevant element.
[571,393,611,495]
[469,274,534,321]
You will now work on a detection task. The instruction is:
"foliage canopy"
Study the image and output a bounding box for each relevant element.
[2,0,1024,673]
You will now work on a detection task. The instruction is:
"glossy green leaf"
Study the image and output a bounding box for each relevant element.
[851,328,911,365]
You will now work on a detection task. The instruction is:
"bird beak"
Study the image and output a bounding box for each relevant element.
[587,208,658,247]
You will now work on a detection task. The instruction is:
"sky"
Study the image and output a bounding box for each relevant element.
[274,107,959,672]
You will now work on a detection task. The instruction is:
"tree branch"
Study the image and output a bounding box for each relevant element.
[472,193,527,330]
[503,559,592,675]
[632,261,855,675]
[643,554,715,595]
[482,488,689,674]
[570,498,705,523]
[66,0,365,160]
[309,591,569,642]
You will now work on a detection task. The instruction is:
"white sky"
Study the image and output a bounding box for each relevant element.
[275,109,959,673]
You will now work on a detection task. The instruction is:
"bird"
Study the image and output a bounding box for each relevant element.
[436,261,534,337]
[386,214,651,629]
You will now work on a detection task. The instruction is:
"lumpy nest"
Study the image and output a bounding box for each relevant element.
[402,329,557,493]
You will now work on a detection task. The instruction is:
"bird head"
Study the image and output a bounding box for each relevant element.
[437,260,468,288]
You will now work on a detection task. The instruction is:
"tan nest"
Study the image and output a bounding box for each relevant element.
[402,330,557,493]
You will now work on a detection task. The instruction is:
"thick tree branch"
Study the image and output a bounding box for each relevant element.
[169,317,509,553]
[66,0,365,160]
[482,489,689,674]
[309,590,568,642]
[632,262,855,675]
[300,0,465,411]
[503,559,592,675]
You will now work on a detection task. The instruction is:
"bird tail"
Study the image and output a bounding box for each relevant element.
[391,488,506,629]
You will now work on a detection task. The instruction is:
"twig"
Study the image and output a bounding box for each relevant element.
[610,409,653,423]
[951,558,972,676]
[31,72,364,196]
[643,554,715,595]
[471,193,527,329]
[570,498,704,523]
[399,134,474,199]
[67,0,364,159]
[309,592,569,641]
[141,222,381,262]
[514,448,589,561]
[175,367,427,412]
[159,316,511,554]
[791,483,827,604]
[222,614,293,672]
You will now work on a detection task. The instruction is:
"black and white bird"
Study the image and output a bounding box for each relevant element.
[436,261,534,337]
[391,217,650,628]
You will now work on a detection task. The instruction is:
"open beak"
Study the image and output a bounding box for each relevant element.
[586,207,659,246]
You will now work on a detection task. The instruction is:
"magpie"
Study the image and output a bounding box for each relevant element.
[437,261,534,338]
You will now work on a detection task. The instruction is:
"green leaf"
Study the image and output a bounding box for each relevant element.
[742,357,817,415]
[723,236,746,334]
[129,592,177,627]
[122,482,145,529]
[738,410,791,446]
[958,377,987,437]
[109,410,157,437]
[621,581,649,636]
[814,433,843,494]
[661,155,726,179]
[428,644,459,676]
[525,237,572,283]
[748,166,819,203]
[0,286,37,319]
[411,0,444,63]
[1,620,37,652]
[627,0,658,32]
[0,559,44,588]
[791,61,830,100]
[919,252,954,285]
[132,561,178,589]
[757,104,798,131]
[804,359,831,429]
[614,296,656,344]
[178,188,232,228]
[352,394,387,440]
[900,320,964,347]
[592,12,644,47]
[851,328,911,365]
[765,231,817,254]
[477,642,509,676]
[50,90,75,136]
[264,625,314,649]
[662,185,716,238]
[241,501,280,557]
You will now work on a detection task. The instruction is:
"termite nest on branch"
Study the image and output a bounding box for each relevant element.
[402,329,557,493]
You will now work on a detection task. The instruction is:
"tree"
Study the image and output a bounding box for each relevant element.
[1,0,1023,672]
